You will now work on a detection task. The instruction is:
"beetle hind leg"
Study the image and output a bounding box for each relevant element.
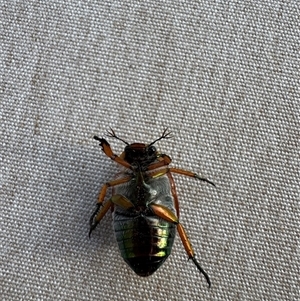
[177,223,211,287]
[150,204,211,287]
[190,257,211,288]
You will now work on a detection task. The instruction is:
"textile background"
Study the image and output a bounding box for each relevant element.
[1,1,299,300]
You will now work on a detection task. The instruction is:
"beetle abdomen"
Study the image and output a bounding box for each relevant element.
[114,214,176,276]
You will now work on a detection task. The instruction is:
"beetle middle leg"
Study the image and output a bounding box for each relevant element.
[89,176,132,236]
[96,176,132,206]
[89,199,113,237]
[150,203,211,287]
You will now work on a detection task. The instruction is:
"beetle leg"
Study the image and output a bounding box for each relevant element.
[149,167,215,187]
[110,194,135,209]
[169,168,215,187]
[177,223,211,288]
[96,176,132,205]
[146,154,172,171]
[148,168,169,179]
[149,203,178,223]
[90,176,132,236]
[89,200,112,237]
[166,172,180,217]
[94,136,132,169]
[150,203,211,287]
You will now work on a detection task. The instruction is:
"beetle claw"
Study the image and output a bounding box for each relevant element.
[195,174,216,187]
[89,217,100,238]
[191,257,211,288]
[89,204,102,237]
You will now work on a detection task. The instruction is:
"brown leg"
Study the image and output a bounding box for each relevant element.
[148,167,215,187]
[176,223,211,287]
[110,194,135,209]
[94,136,132,169]
[89,176,132,236]
[146,154,172,171]
[169,168,215,186]
[97,176,132,205]
[147,167,169,179]
[150,204,211,287]
[89,199,113,237]
[166,172,180,217]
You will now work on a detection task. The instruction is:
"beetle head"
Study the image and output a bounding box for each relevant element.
[106,127,173,169]
[124,143,157,166]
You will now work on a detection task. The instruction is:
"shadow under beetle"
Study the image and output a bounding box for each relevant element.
[89,128,215,287]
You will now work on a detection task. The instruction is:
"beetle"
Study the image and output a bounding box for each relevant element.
[89,128,215,287]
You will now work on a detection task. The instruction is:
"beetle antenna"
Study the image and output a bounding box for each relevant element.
[149,128,173,146]
[106,127,129,145]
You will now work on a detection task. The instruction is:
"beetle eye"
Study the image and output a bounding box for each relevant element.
[148,146,156,155]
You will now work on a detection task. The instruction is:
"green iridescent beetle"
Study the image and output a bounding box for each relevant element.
[89,128,214,287]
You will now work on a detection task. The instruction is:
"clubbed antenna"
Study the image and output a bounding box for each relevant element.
[106,127,129,145]
[149,128,173,146]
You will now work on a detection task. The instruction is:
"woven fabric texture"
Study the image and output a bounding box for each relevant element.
[1,1,299,300]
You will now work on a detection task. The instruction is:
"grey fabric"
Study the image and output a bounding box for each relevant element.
[1,1,298,300]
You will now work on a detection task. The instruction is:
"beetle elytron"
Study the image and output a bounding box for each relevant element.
[89,128,214,287]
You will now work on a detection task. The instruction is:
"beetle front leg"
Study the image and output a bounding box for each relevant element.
[94,136,132,169]
[146,154,172,171]
[150,203,211,287]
